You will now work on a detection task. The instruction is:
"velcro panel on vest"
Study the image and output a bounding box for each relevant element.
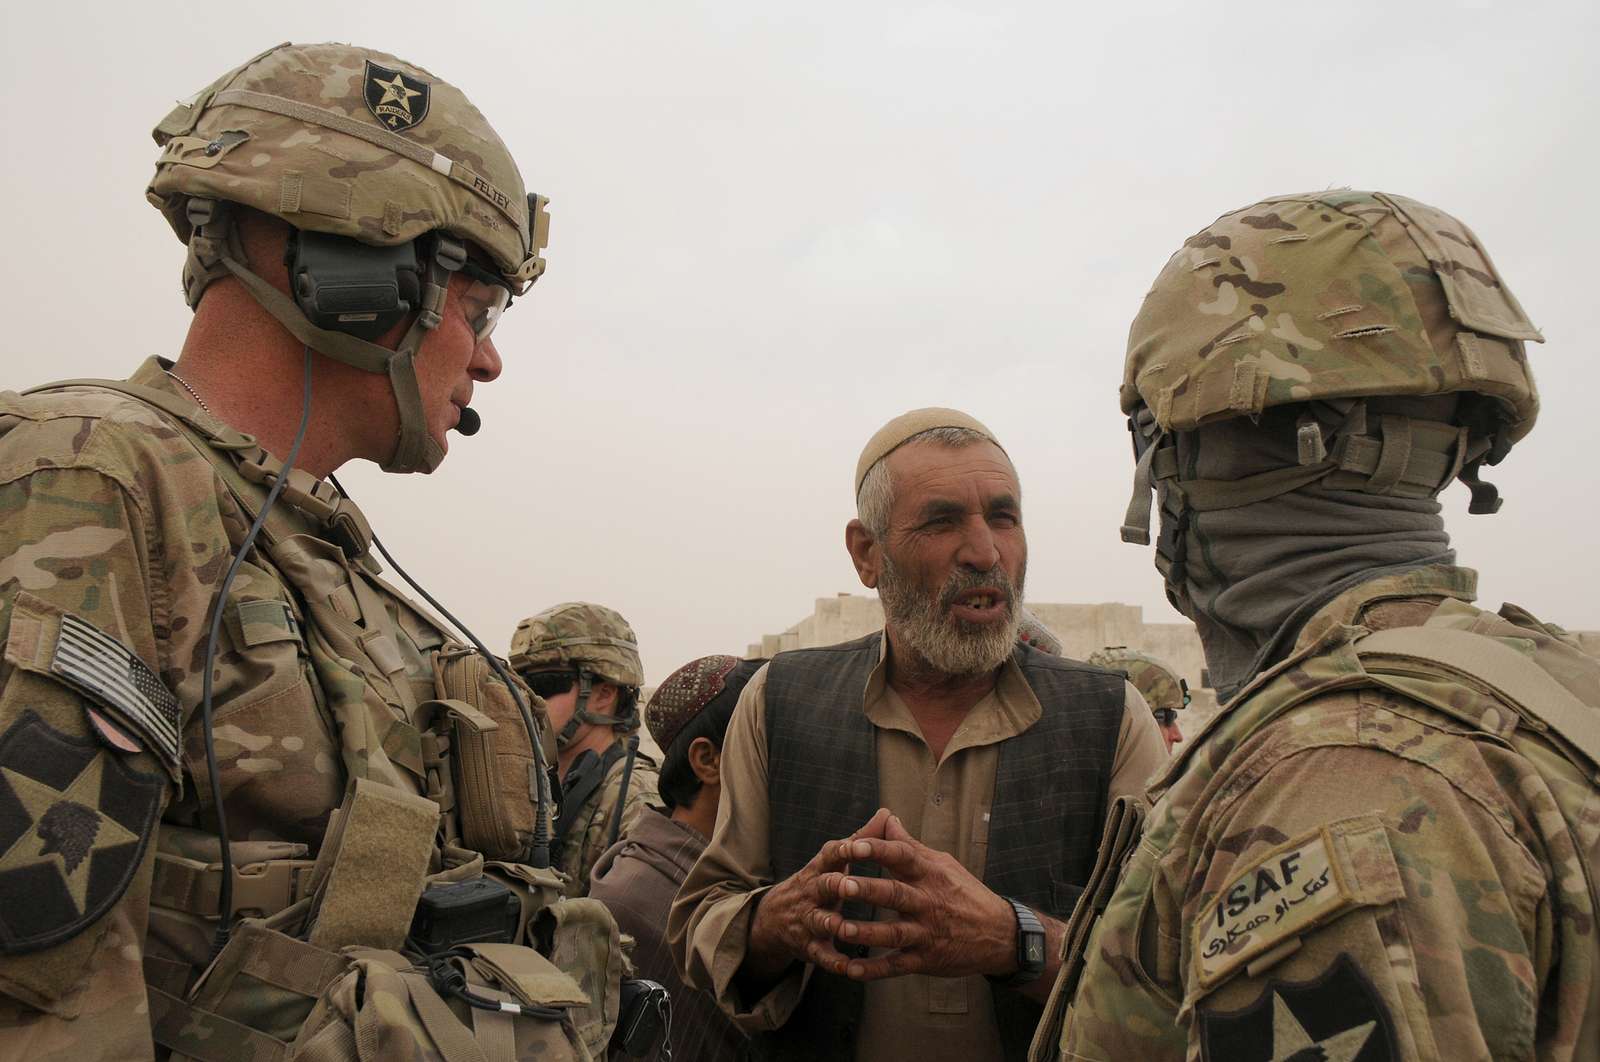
[306,777,439,951]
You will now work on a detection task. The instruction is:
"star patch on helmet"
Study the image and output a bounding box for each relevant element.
[1198,954,1397,1062]
[363,61,431,132]
[0,712,164,954]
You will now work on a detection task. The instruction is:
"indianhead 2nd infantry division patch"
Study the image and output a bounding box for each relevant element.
[1198,954,1398,1062]
[364,60,431,132]
[0,711,163,954]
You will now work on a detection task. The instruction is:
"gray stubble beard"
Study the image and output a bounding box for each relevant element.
[878,551,1025,677]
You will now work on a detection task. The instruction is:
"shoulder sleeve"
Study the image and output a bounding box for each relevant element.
[0,466,171,1041]
[1179,714,1554,1062]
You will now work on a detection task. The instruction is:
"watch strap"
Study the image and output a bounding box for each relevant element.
[989,897,1046,989]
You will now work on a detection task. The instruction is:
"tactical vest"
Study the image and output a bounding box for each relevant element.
[758,634,1125,1062]
[1030,592,1600,1061]
[24,379,606,1059]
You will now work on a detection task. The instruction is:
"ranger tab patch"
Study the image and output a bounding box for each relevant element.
[0,711,164,953]
[364,61,431,132]
[1199,953,1397,1061]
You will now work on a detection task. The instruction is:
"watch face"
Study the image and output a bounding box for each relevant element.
[1026,938,1046,964]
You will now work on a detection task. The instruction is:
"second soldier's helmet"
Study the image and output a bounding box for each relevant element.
[1087,647,1189,712]
[145,43,550,474]
[1120,190,1543,545]
[509,603,645,690]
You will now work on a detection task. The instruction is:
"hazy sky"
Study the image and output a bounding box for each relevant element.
[3,1,1596,683]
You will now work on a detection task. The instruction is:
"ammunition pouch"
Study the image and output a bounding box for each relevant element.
[428,648,550,862]
[152,906,594,1062]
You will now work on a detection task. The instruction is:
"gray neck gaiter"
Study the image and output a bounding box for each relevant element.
[1164,405,1454,701]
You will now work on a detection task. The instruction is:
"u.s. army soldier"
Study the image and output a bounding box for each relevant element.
[0,42,622,1060]
[1034,191,1600,1061]
[1086,647,1190,751]
[510,603,660,898]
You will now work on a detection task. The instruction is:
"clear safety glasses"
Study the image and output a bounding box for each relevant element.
[456,258,513,343]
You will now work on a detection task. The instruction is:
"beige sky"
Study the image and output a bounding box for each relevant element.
[3,1,1596,683]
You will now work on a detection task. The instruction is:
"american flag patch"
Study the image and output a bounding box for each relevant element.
[51,614,180,768]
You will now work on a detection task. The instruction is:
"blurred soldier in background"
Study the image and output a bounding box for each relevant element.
[1086,647,1189,752]
[590,654,762,1062]
[1035,191,1600,1062]
[0,42,624,1061]
[510,602,659,897]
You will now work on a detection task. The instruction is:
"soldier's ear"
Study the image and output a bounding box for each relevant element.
[845,519,881,589]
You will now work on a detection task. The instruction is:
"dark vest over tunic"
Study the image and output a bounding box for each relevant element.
[755,634,1125,1062]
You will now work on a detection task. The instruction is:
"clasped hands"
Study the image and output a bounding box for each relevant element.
[746,807,1019,983]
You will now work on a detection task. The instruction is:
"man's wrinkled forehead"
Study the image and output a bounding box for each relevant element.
[887,438,1020,515]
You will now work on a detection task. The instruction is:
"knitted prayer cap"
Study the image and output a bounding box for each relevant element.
[854,407,1006,495]
[646,655,743,755]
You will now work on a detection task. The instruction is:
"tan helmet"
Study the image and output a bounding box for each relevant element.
[509,603,644,689]
[510,603,643,747]
[1087,647,1189,712]
[1120,190,1543,544]
[146,43,550,474]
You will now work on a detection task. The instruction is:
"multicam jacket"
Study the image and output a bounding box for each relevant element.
[1051,566,1600,1062]
[556,744,658,899]
[0,360,583,1060]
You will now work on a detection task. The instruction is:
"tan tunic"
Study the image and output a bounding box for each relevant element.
[668,639,1168,1062]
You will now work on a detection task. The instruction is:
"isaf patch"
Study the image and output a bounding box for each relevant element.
[1192,817,1402,989]
[1199,953,1397,1062]
[364,60,431,132]
[0,711,164,953]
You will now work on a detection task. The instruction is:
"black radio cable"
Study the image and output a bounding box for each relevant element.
[328,474,555,869]
[200,346,315,957]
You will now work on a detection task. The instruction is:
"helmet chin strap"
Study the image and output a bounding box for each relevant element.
[182,197,450,474]
[553,669,637,750]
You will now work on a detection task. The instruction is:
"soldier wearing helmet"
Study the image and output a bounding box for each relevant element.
[1086,648,1189,752]
[0,44,612,1061]
[511,603,660,897]
[1034,192,1600,1061]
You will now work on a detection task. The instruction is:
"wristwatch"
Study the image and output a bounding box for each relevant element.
[989,897,1047,988]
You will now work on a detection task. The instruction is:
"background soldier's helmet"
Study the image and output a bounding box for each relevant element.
[1087,647,1189,712]
[509,603,645,690]
[1120,190,1544,543]
[1016,607,1064,656]
[145,42,550,475]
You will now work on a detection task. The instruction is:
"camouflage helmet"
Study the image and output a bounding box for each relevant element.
[1120,190,1543,543]
[1086,647,1189,712]
[509,603,645,689]
[1016,607,1063,656]
[145,43,550,475]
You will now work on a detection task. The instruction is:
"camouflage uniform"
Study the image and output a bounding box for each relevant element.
[0,44,611,1062]
[1036,193,1600,1061]
[510,603,659,898]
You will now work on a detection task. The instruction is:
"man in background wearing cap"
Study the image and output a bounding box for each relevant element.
[590,655,761,1062]
[1087,647,1189,752]
[510,602,660,897]
[670,409,1166,1061]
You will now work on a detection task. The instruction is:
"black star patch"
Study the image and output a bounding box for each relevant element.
[0,711,164,954]
[363,60,431,133]
[1199,954,1398,1062]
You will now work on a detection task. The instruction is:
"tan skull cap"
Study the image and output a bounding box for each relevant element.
[855,408,1005,494]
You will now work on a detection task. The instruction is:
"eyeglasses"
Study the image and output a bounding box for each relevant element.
[1153,708,1179,727]
[456,258,513,343]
